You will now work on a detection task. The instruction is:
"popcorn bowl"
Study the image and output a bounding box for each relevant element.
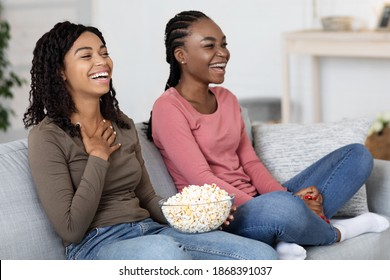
[159,194,234,234]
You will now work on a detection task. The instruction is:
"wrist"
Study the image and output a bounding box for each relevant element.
[89,150,109,161]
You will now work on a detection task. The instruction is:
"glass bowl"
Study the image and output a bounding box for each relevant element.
[159,195,234,233]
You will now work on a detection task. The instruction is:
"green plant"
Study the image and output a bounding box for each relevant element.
[368,112,390,136]
[0,4,25,131]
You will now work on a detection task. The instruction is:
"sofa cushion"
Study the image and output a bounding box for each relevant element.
[241,107,253,144]
[0,139,65,259]
[252,118,372,217]
[306,216,390,259]
[366,159,390,218]
[136,124,178,199]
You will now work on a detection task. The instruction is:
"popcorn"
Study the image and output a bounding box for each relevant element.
[160,184,233,233]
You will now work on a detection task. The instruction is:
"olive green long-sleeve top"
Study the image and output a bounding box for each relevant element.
[28,114,165,245]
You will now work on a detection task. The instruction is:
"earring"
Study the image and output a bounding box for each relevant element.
[181,61,185,64]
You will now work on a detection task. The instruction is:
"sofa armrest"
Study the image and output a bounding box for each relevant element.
[366,159,390,217]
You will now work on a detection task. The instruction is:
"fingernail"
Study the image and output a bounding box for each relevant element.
[320,215,330,224]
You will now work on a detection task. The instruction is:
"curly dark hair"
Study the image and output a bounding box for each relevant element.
[145,10,210,140]
[23,21,129,137]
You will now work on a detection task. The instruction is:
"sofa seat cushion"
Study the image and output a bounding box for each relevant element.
[0,139,65,259]
[306,216,390,259]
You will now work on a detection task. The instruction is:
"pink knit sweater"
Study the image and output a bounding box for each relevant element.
[152,86,285,206]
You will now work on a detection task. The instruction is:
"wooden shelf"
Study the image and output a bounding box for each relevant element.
[281,30,390,122]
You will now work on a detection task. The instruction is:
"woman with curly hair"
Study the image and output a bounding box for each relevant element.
[147,10,389,259]
[22,21,278,260]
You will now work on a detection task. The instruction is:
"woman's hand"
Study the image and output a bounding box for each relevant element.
[79,120,121,160]
[295,186,329,223]
[220,205,237,229]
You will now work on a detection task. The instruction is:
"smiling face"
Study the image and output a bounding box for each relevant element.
[61,31,113,101]
[175,18,230,86]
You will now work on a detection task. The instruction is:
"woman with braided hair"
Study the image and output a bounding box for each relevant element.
[147,10,389,259]
[23,21,279,260]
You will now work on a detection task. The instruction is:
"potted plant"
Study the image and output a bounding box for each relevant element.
[365,112,390,160]
[0,3,25,131]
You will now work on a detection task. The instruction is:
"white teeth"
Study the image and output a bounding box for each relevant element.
[91,72,109,79]
[210,63,226,68]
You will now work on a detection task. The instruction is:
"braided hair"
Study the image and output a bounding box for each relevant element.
[23,21,129,137]
[145,10,209,140]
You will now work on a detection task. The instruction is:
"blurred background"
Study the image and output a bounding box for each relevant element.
[1,0,390,142]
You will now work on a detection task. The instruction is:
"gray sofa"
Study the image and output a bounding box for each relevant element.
[1,121,390,260]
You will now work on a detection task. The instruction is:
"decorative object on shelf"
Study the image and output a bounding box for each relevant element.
[377,3,390,30]
[321,16,353,31]
[365,112,390,160]
[0,3,25,131]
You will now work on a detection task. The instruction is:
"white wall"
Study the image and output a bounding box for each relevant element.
[1,0,390,142]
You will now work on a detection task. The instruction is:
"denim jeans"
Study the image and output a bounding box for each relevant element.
[66,218,278,260]
[225,143,373,246]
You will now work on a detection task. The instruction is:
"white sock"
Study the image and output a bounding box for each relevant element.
[331,212,389,242]
[276,242,306,260]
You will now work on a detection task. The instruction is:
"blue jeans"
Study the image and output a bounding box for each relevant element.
[66,218,278,260]
[225,143,373,246]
